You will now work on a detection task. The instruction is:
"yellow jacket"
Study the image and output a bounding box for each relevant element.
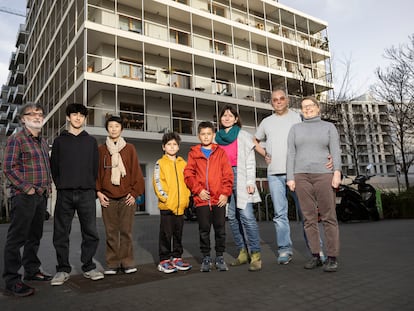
[153,155,191,215]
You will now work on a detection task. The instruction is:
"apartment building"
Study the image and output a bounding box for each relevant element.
[17,0,333,214]
[338,93,396,178]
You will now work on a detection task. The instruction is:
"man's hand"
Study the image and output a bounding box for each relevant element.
[265,153,272,165]
[217,194,228,207]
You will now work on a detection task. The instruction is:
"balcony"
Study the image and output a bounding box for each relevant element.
[85,4,332,88]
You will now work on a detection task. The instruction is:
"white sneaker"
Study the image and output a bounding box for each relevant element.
[123,267,137,274]
[83,269,104,281]
[50,272,70,286]
[104,268,118,275]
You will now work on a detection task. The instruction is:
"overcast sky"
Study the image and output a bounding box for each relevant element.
[0,0,413,97]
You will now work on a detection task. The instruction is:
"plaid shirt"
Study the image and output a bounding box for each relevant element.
[3,127,52,197]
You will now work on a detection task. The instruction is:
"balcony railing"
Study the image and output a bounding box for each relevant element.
[86,4,332,86]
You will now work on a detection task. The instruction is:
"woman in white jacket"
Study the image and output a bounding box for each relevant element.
[216,105,262,271]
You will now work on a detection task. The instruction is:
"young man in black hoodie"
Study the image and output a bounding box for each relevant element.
[50,103,103,286]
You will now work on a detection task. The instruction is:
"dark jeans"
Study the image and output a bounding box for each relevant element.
[158,212,184,261]
[53,189,99,273]
[196,205,226,257]
[3,193,47,287]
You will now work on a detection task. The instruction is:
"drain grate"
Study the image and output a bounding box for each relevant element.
[64,258,199,294]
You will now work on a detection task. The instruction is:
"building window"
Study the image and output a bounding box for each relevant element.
[209,3,225,17]
[210,40,227,55]
[120,103,144,130]
[120,59,143,80]
[173,110,193,135]
[170,29,189,45]
[119,15,142,33]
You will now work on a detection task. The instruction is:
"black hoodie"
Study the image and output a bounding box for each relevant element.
[51,130,98,190]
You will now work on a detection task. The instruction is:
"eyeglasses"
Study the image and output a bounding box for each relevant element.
[24,112,44,117]
[103,155,118,169]
[302,103,318,110]
[272,96,286,101]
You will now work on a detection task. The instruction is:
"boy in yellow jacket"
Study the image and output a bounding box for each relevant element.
[153,132,192,273]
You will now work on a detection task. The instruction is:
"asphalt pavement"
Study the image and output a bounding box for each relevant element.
[1,216,413,311]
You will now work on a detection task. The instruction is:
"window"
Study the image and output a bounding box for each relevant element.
[209,4,225,17]
[173,110,193,134]
[210,40,227,55]
[119,15,142,33]
[119,59,143,80]
[170,29,189,45]
[120,103,144,130]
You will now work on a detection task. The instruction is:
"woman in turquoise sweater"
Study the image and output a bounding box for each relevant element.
[216,105,262,271]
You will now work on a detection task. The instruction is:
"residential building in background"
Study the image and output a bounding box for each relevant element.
[337,93,396,179]
[2,0,333,215]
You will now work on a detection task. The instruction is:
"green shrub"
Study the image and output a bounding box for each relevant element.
[381,187,414,219]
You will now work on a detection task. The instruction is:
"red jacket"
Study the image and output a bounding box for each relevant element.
[184,144,233,207]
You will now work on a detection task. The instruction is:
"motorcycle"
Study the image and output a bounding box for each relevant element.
[336,164,379,222]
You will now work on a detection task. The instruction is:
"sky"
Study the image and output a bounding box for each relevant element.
[0,0,413,97]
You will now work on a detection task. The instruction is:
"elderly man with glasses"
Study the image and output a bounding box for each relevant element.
[2,103,52,297]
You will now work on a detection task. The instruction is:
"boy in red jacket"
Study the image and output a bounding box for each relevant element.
[184,121,233,272]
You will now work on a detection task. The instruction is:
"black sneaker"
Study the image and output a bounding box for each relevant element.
[323,258,338,272]
[5,282,35,297]
[24,271,52,281]
[304,257,323,269]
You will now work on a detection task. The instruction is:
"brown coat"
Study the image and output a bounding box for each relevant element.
[96,143,144,199]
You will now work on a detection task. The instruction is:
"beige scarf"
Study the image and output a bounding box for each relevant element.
[106,137,127,185]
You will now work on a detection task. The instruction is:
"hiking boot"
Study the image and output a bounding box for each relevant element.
[323,258,338,272]
[231,248,249,266]
[4,282,34,297]
[248,251,262,272]
[83,269,104,281]
[278,252,292,265]
[158,260,177,274]
[304,257,323,269]
[215,256,229,271]
[200,256,212,272]
[171,258,192,271]
[51,271,70,286]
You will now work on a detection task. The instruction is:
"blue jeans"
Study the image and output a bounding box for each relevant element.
[228,167,261,253]
[268,174,292,255]
[53,189,99,273]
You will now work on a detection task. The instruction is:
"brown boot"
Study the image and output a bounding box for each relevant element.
[248,251,262,271]
[230,248,249,266]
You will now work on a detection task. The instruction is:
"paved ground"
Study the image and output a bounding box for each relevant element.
[1,216,413,311]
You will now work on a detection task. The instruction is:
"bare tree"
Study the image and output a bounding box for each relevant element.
[371,35,414,189]
[330,55,362,175]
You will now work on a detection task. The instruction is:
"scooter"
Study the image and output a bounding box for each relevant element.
[336,164,379,222]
